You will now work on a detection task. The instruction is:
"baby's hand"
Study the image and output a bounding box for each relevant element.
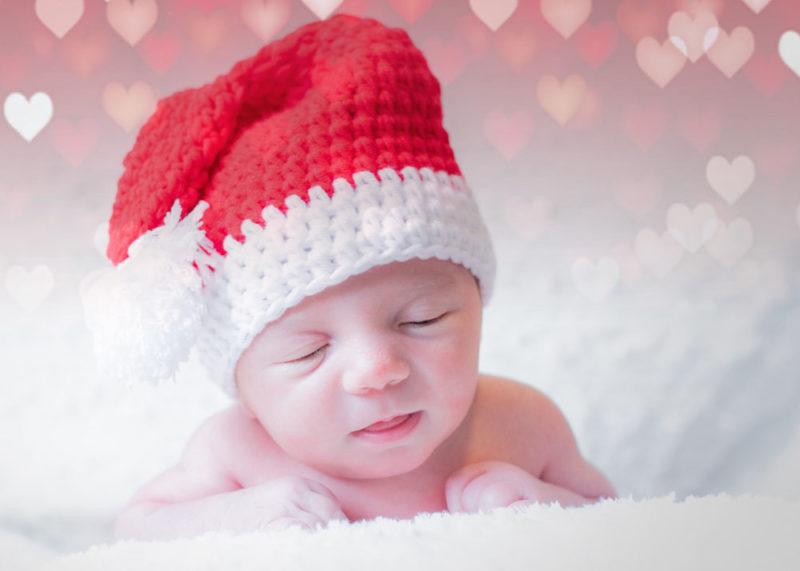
[445,461,575,513]
[221,476,348,532]
[445,461,539,513]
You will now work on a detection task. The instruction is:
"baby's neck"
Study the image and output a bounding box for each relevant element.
[313,411,476,521]
[327,445,465,520]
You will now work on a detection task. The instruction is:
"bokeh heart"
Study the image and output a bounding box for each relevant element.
[495,27,537,73]
[745,53,788,97]
[102,81,157,132]
[666,202,719,253]
[741,0,772,14]
[667,10,718,63]
[49,117,99,165]
[706,26,754,78]
[536,74,587,125]
[184,9,229,52]
[575,21,618,68]
[540,0,590,39]
[470,0,517,32]
[4,92,53,142]
[5,264,54,311]
[636,37,687,87]
[483,109,532,160]
[616,0,663,43]
[778,30,800,77]
[300,0,343,20]
[63,31,110,78]
[106,0,158,46]
[138,32,180,75]
[241,0,290,43]
[388,0,432,24]
[422,37,468,85]
[634,228,685,278]
[705,218,753,268]
[705,155,755,204]
[35,0,84,39]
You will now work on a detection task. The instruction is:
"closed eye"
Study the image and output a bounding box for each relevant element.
[286,344,328,363]
[403,312,449,327]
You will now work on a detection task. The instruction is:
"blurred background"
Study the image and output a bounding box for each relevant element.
[1,0,799,554]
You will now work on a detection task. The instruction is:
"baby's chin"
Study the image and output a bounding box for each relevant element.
[308,439,440,481]
[332,458,431,481]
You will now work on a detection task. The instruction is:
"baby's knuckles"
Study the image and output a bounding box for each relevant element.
[445,461,543,513]
[221,476,346,531]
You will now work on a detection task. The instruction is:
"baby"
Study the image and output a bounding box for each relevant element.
[88,15,614,540]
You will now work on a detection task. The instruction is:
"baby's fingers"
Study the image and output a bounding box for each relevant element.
[445,463,488,513]
[298,482,348,524]
[470,480,524,511]
[445,461,531,513]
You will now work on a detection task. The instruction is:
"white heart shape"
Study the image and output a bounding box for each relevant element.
[4,92,53,142]
[705,218,753,268]
[741,0,772,14]
[666,202,719,253]
[634,228,684,278]
[703,27,720,52]
[705,155,756,204]
[5,264,54,311]
[470,0,518,31]
[300,0,342,20]
[778,30,800,77]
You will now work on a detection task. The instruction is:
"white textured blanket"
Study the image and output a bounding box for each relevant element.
[12,495,797,571]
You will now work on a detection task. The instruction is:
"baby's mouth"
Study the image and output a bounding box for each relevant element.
[360,414,412,433]
[351,411,422,442]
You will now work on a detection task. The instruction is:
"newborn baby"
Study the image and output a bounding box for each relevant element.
[114,259,614,538]
[89,15,615,540]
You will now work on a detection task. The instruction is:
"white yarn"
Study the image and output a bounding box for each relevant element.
[81,200,215,385]
[200,166,495,396]
[82,168,494,395]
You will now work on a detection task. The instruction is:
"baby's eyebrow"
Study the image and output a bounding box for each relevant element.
[406,271,459,291]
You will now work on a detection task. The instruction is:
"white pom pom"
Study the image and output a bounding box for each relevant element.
[81,200,215,385]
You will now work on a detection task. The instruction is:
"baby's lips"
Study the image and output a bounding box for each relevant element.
[358,413,412,433]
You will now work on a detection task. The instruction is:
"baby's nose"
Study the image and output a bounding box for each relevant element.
[341,344,410,395]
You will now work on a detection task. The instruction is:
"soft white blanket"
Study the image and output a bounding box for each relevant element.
[9,495,797,571]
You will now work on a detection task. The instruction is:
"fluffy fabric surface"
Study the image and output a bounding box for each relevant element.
[9,495,796,571]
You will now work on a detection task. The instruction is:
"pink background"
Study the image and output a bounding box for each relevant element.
[1,0,799,551]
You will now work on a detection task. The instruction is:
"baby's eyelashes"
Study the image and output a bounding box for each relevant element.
[284,344,328,364]
[400,311,450,328]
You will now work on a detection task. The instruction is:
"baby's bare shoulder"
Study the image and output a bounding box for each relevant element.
[473,375,576,473]
[476,374,562,420]
[188,405,277,466]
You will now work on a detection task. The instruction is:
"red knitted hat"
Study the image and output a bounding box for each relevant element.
[83,14,495,395]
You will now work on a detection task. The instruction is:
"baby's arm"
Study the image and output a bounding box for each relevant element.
[114,409,346,540]
[446,378,615,513]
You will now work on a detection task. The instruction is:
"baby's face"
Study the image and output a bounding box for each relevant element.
[235,258,483,479]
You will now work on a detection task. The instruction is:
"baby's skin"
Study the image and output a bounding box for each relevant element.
[115,259,615,539]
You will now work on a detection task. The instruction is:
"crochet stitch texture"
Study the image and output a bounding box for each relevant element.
[100,14,495,395]
[109,14,459,263]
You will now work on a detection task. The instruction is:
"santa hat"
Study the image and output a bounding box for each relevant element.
[83,14,495,396]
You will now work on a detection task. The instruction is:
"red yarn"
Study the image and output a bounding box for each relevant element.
[108,15,459,264]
